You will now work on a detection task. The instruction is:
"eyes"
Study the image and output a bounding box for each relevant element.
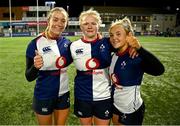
[110,32,121,38]
[52,17,66,24]
[82,22,97,26]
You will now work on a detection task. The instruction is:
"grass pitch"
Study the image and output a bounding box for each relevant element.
[0,36,180,125]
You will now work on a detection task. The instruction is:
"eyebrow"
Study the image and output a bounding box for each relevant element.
[52,16,66,20]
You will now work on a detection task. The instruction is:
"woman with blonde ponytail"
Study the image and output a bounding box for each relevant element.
[25,7,72,125]
[109,17,165,125]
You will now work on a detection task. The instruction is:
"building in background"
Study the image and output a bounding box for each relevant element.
[84,6,177,36]
[0,6,50,37]
[0,5,179,37]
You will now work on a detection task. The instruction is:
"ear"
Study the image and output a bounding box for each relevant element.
[80,25,83,31]
[127,32,133,37]
[47,20,50,27]
[66,20,69,28]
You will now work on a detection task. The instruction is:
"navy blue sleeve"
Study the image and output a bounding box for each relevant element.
[138,47,165,76]
[98,38,112,68]
[59,38,73,67]
[25,57,39,82]
[103,37,117,52]
[26,39,37,58]
[25,39,38,82]
[67,42,73,65]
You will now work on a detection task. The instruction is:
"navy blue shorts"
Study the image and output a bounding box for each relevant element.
[113,102,145,125]
[32,91,70,115]
[74,98,112,119]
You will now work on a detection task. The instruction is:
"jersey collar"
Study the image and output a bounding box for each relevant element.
[116,47,130,56]
[81,35,99,43]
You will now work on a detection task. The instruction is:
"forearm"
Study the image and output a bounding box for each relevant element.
[138,47,165,76]
[25,57,39,82]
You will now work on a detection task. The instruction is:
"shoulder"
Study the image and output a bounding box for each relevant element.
[27,36,41,49]
[99,37,109,42]
[56,37,71,47]
[97,37,112,49]
[61,37,71,43]
[70,39,83,46]
[26,35,44,58]
[98,37,110,45]
[29,34,45,45]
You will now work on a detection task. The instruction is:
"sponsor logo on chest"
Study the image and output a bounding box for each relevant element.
[42,46,51,53]
[75,48,84,55]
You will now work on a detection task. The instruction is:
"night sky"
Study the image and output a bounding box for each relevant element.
[0,0,179,17]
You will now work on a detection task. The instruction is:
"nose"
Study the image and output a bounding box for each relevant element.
[112,35,117,40]
[58,21,64,26]
[87,24,92,29]
[57,20,66,27]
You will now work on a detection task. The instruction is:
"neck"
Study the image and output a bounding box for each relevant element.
[46,30,59,40]
[117,44,129,54]
[82,34,98,42]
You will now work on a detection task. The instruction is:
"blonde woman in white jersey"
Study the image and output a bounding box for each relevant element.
[70,8,114,125]
[25,7,72,125]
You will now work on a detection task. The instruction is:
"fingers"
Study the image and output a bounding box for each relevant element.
[34,50,43,69]
[35,50,39,56]
[126,34,141,50]
[97,32,103,39]
[129,47,139,59]
[126,32,133,42]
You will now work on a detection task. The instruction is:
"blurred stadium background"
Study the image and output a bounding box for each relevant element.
[0,0,180,125]
[0,0,180,37]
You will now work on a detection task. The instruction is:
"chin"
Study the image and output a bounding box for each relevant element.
[112,44,119,48]
[54,32,61,36]
[115,45,122,49]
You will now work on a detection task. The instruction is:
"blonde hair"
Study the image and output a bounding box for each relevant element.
[47,7,69,22]
[45,7,68,36]
[79,8,102,26]
[109,17,134,35]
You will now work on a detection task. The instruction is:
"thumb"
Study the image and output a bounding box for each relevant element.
[35,50,39,56]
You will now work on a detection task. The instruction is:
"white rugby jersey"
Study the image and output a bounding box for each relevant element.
[26,33,72,99]
[113,86,143,114]
[109,50,143,113]
[70,37,112,101]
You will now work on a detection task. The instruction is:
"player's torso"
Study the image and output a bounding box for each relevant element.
[36,36,70,70]
[34,36,71,99]
[70,38,111,71]
[70,38,112,101]
[109,52,143,113]
[109,52,144,87]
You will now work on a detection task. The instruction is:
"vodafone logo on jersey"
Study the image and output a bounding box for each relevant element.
[55,56,67,68]
[85,58,100,70]
[111,73,123,89]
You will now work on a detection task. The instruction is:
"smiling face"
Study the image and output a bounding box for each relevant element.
[80,15,99,41]
[109,25,129,52]
[47,10,68,38]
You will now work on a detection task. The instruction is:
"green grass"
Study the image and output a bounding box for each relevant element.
[0,36,180,125]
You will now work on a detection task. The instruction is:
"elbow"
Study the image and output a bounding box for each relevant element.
[159,66,165,75]
[26,78,34,82]
[154,65,165,76]
[145,64,165,76]
[25,73,35,82]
